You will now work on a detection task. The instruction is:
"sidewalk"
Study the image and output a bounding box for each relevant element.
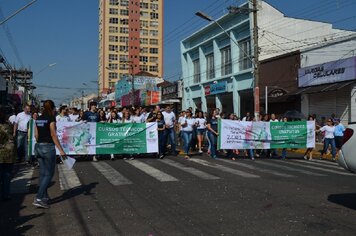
[287,143,335,160]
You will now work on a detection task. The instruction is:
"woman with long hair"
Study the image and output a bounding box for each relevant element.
[98,109,107,122]
[206,109,219,159]
[195,111,206,154]
[318,118,337,161]
[33,100,66,209]
[156,111,166,159]
[108,111,119,160]
[180,109,195,159]
[303,115,318,160]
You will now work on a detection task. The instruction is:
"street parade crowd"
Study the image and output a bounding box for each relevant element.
[0,101,346,207]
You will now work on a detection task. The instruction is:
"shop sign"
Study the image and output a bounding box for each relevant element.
[204,81,227,95]
[268,88,287,98]
[298,56,356,87]
[162,84,178,99]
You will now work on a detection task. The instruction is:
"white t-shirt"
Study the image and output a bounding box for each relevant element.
[8,114,16,125]
[181,117,195,132]
[56,115,71,122]
[195,118,206,129]
[15,111,31,132]
[132,115,144,123]
[320,125,335,139]
[122,119,132,123]
[162,111,175,128]
[177,116,184,131]
[69,114,79,122]
[270,119,279,122]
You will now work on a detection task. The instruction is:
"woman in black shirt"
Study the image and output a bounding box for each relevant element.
[156,112,166,159]
[206,110,219,159]
[33,100,66,209]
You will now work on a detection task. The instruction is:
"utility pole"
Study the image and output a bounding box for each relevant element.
[81,90,84,110]
[252,0,260,121]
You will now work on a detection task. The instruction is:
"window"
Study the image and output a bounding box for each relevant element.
[109,0,119,6]
[140,20,149,28]
[119,64,129,70]
[150,3,159,10]
[119,36,129,43]
[119,45,128,52]
[150,30,158,37]
[150,21,159,28]
[109,72,118,79]
[140,2,149,9]
[120,9,129,16]
[139,56,148,62]
[150,39,158,45]
[119,55,128,62]
[140,65,148,71]
[140,47,149,53]
[149,65,158,72]
[206,54,215,80]
[109,26,118,33]
[140,29,148,36]
[140,11,149,18]
[140,38,148,44]
[239,39,252,71]
[109,8,118,15]
[109,82,116,88]
[108,63,118,70]
[120,18,129,25]
[109,45,118,52]
[150,12,159,19]
[193,59,200,83]
[109,18,118,24]
[120,0,129,6]
[149,57,158,63]
[120,27,129,33]
[221,47,232,76]
[149,48,158,54]
[109,54,118,61]
[109,35,118,42]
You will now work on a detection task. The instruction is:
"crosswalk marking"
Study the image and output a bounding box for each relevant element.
[11,167,34,194]
[189,159,260,178]
[92,162,132,186]
[293,160,345,170]
[310,159,339,166]
[160,159,220,180]
[58,164,81,190]
[218,159,295,178]
[255,161,326,176]
[126,160,178,182]
[281,161,354,176]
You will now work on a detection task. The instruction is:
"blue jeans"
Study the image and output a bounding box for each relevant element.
[0,163,14,199]
[182,131,193,154]
[281,148,287,159]
[164,128,177,154]
[158,131,166,155]
[207,131,217,158]
[323,138,336,158]
[35,143,56,200]
[17,131,28,161]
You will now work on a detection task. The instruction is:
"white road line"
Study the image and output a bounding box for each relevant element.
[255,161,326,177]
[218,159,295,178]
[126,160,178,182]
[92,162,132,186]
[11,167,34,194]
[308,159,339,166]
[58,164,82,190]
[160,159,220,180]
[189,159,260,178]
[281,161,354,176]
[293,160,345,170]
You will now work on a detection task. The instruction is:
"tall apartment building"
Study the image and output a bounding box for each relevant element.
[98,0,163,95]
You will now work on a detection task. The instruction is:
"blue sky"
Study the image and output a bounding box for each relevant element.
[0,0,355,105]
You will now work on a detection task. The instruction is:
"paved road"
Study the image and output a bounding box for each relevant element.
[1,154,356,235]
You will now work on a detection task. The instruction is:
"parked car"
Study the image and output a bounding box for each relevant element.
[338,123,356,173]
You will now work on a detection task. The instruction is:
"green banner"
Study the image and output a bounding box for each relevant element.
[270,121,307,148]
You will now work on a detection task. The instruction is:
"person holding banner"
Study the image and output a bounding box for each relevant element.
[108,111,120,160]
[206,110,219,159]
[156,111,166,159]
[318,118,336,161]
[180,110,195,159]
[33,100,67,209]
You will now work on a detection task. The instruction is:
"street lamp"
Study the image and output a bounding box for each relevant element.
[196,1,260,120]
[35,63,57,76]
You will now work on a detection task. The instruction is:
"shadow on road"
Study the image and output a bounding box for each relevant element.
[50,182,98,205]
[328,193,356,210]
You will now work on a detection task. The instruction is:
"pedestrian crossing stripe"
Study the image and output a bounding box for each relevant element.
[92,162,132,186]
[281,161,354,176]
[254,161,326,176]
[293,160,345,170]
[58,164,81,190]
[126,160,178,182]
[189,159,260,178]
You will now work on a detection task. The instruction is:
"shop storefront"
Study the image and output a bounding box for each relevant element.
[298,56,356,124]
[156,81,182,114]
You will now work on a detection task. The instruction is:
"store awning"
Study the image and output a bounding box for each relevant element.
[152,99,181,105]
[295,81,355,95]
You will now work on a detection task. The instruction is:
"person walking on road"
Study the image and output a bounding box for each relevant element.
[334,118,345,154]
[13,104,31,163]
[180,110,195,159]
[206,110,219,159]
[162,106,178,155]
[195,111,206,154]
[83,103,99,162]
[156,111,166,159]
[33,100,66,209]
[318,118,337,161]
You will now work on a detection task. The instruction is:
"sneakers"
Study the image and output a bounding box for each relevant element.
[130,156,135,160]
[159,154,165,159]
[303,155,308,160]
[198,149,203,154]
[92,156,98,162]
[33,198,50,209]
[110,154,115,161]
